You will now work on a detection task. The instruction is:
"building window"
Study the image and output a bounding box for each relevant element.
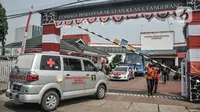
[176,46,187,52]
[111,47,116,53]
[107,47,111,52]
[104,47,108,52]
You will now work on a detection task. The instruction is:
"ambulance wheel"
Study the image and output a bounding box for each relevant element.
[95,84,106,99]
[41,91,59,112]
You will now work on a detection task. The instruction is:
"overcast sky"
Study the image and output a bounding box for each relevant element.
[0,0,185,44]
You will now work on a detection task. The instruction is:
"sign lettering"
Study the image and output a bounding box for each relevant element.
[56,1,184,20]
[65,76,90,84]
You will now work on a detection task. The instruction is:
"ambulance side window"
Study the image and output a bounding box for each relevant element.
[83,60,96,71]
[63,58,71,71]
[40,55,61,70]
[63,58,82,71]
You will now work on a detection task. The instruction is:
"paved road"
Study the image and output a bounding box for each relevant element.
[108,76,181,96]
[0,94,199,112]
[0,76,199,112]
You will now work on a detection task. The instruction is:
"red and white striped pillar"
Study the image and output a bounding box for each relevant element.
[187,12,200,101]
[42,24,61,54]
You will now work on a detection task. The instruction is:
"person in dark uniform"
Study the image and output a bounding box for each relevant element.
[166,67,170,81]
[154,66,161,93]
[161,67,167,84]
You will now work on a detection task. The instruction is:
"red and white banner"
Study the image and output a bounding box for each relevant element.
[54,10,188,27]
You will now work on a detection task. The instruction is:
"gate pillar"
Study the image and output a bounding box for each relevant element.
[41,12,61,54]
[187,11,200,101]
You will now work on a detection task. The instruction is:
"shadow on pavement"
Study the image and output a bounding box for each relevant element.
[4,100,41,112]
[59,96,93,107]
[3,97,94,112]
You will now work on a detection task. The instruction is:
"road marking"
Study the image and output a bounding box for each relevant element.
[168,96,172,99]
[106,92,185,100]
[176,97,180,100]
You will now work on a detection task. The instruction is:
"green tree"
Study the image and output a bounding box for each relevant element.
[0,3,8,55]
[111,54,122,68]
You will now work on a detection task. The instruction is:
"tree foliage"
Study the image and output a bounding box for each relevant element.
[0,3,8,55]
[111,54,122,64]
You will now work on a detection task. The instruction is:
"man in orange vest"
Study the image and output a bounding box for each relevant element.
[145,61,156,96]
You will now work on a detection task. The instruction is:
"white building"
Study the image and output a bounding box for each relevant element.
[15,25,43,42]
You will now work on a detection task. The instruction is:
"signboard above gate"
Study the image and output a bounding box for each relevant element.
[140,31,174,50]
[41,0,189,25]
[56,0,185,20]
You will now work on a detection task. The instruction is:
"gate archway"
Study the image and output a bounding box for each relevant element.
[39,0,200,101]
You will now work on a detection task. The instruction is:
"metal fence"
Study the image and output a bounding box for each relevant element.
[0,59,15,82]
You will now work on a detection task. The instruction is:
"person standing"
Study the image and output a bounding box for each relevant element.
[101,61,106,74]
[105,61,110,76]
[166,67,170,81]
[145,61,155,96]
[154,66,161,93]
[93,59,98,67]
[161,67,167,84]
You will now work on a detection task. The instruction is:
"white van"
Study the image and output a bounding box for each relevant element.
[6,53,108,111]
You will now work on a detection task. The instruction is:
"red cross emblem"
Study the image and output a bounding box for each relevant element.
[47,58,55,68]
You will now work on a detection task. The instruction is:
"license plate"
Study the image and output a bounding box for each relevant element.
[13,85,21,91]
[113,76,120,78]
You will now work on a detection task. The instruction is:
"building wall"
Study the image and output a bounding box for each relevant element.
[15,25,42,42]
[32,25,43,38]
[0,48,21,56]
[93,46,186,53]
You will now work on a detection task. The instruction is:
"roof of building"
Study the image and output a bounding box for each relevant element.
[141,50,177,55]
[62,34,91,45]
[3,37,109,56]
[5,42,22,48]
[62,39,109,56]
[63,38,85,45]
